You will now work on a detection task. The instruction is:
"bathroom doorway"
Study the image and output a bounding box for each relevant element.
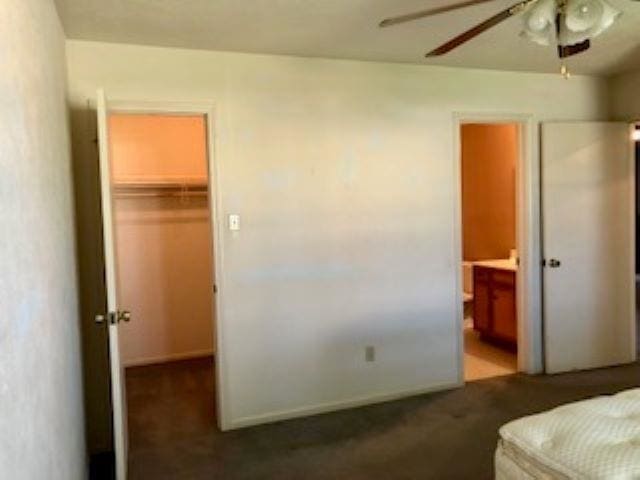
[459,122,520,381]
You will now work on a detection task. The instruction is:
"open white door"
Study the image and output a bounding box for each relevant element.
[542,122,636,374]
[96,89,129,479]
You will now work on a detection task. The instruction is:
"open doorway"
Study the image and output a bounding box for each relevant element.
[107,112,219,453]
[459,123,519,381]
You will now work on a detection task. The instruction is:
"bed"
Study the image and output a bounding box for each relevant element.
[495,389,640,479]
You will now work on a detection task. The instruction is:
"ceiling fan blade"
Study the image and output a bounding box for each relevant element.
[425,0,530,57]
[379,0,498,28]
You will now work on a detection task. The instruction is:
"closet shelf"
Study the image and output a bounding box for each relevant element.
[113,177,208,198]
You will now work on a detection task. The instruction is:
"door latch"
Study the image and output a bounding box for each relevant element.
[95,311,130,325]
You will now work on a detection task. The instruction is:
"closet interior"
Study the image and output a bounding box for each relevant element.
[108,113,216,369]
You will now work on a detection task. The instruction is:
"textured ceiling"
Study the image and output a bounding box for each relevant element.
[55,0,640,75]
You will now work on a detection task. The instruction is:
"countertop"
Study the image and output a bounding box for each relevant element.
[473,259,517,272]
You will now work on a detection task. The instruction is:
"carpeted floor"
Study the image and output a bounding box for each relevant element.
[126,357,640,480]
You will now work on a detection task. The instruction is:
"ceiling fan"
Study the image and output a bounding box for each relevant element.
[379,0,622,76]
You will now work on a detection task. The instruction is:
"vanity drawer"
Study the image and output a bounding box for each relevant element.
[492,269,515,286]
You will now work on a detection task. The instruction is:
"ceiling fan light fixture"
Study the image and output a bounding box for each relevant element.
[561,0,621,44]
[380,0,624,65]
[566,0,620,33]
[565,0,604,30]
[558,0,621,45]
[521,0,557,45]
[521,0,620,48]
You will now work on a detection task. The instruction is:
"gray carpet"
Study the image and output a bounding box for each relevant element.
[126,357,640,480]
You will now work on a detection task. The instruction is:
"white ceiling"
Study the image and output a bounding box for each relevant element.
[54,0,640,76]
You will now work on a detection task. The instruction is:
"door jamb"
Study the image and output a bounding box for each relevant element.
[453,112,543,381]
[632,122,639,362]
[106,99,230,430]
[620,122,637,364]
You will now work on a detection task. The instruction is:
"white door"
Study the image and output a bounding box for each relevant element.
[96,89,129,479]
[542,122,636,374]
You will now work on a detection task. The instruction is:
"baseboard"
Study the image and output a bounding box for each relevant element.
[226,380,462,430]
[124,349,214,367]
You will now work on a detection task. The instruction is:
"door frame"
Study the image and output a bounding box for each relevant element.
[453,112,543,379]
[106,99,230,430]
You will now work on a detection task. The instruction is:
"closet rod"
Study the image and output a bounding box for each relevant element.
[114,191,208,199]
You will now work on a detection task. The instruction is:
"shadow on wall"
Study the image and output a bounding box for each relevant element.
[69,105,114,459]
[609,45,640,78]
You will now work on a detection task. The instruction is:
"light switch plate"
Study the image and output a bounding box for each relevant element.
[229,214,240,231]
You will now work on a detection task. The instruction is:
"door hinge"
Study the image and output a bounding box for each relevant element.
[213,284,218,294]
[95,312,118,325]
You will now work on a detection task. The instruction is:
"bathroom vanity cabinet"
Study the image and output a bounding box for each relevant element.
[472,264,517,349]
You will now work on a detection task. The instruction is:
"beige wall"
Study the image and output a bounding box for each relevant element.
[65,39,610,434]
[610,71,640,120]
[0,1,85,478]
[461,124,517,261]
[110,114,215,366]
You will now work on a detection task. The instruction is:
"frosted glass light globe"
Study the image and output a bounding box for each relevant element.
[565,0,603,31]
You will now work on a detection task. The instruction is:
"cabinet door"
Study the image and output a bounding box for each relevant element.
[473,268,490,332]
[492,279,517,343]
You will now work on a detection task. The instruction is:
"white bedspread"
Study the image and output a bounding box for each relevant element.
[497,388,640,479]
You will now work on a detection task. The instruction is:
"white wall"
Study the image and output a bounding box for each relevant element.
[0,1,85,478]
[65,40,610,429]
[610,71,640,120]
